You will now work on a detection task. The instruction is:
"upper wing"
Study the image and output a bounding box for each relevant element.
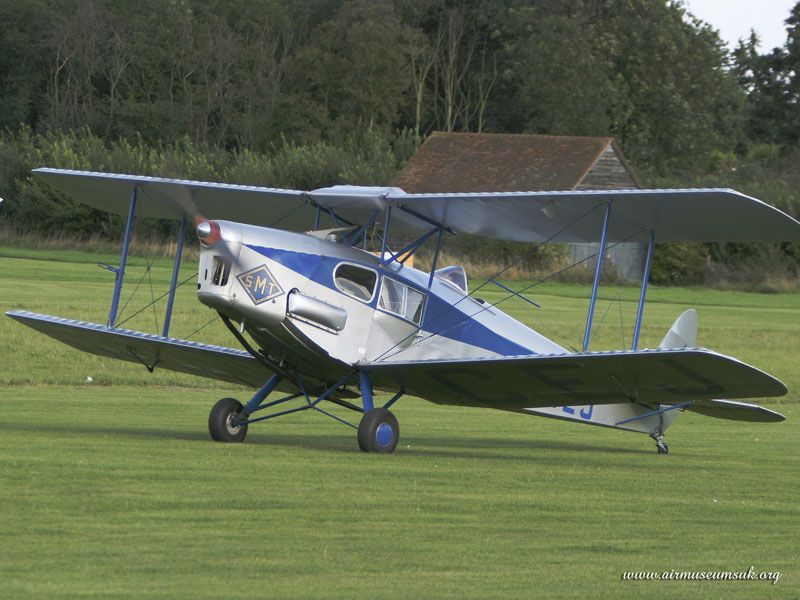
[383,188,800,243]
[367,348,787,410]
[33,168,800,242]
[7,310,270,387]
[33,168,315,230]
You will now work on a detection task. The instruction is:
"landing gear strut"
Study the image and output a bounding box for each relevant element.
[650,411,669,454]
[357,370,400,453]
[651,432,669,454]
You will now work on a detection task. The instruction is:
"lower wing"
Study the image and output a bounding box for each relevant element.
[367,349,787,410]
[7,310,269,387]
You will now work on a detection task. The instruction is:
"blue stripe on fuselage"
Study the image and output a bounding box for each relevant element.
[246,244,533,357]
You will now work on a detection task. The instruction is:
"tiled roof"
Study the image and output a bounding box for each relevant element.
[393,132,615,192]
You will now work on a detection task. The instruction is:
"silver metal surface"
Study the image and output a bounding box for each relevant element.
[287,291,348,331]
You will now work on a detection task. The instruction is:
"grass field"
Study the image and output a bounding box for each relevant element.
[1,246,798,598]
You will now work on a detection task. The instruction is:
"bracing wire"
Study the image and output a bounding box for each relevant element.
[371,202,606,362]
[184,315,220,341]
[115,272,196,329]
[376,227,651,362]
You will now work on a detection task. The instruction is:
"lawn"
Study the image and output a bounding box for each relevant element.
[0,246,798,598]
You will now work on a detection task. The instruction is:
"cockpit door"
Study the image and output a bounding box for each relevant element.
[365,276,425,362]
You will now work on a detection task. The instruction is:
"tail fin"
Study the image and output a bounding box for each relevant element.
[660,308,697,349]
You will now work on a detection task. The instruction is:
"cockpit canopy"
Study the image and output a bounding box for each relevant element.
[434,265,468,294]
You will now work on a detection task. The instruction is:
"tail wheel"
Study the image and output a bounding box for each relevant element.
[357,408,399,453]
[209,397,248,443]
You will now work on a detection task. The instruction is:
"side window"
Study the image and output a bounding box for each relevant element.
[334,263,377,302]
[405,287,425,323]
[379,277,426,325]
[379,277,406,314]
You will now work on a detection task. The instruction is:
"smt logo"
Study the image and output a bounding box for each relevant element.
[237,264,284,305]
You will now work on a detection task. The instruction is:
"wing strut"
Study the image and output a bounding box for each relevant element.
[582,202,612,352]
[631,229,656,350]
[107,186,138,326]
[162,214,187,337]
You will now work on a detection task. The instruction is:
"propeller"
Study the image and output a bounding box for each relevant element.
[167,185,228,253]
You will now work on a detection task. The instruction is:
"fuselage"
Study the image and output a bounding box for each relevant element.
[196,220,567,389]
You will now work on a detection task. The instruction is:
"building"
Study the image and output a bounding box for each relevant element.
[393,131,644,280]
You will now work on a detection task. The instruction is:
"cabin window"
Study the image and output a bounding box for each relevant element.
[379,277,426,325]
[211,256,231,286]
[334,263,377,302]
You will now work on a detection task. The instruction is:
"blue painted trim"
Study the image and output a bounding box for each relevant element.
[582,203,612,352]
[632,230,655,351]
[246,244,533,357]
[615,401,692,426]
[244,374,283,414]
[489,279,541,308]
[360,371,374,412]
[162,215,186,337]
[108,187,138,327]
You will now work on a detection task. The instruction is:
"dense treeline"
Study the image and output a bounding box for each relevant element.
[1,0,799,286]
[0,0,748,163]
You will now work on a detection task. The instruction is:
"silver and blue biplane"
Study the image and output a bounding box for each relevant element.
[7,168,800,453]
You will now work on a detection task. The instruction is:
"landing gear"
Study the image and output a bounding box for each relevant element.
[650,432,669,454]
[649,410,669,454]
[357,408,400,453]
[209,397,248,443]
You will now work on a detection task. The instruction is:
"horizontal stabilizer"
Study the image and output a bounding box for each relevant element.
[6,310,269,387]
[687,399,785,422]
[524,403,681,435]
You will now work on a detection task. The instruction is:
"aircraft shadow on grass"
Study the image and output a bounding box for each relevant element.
[0,419,653,459]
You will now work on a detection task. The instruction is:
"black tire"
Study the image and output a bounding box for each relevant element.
[357,408,399,453]
[656,442,669,454]
[209,397,248,443]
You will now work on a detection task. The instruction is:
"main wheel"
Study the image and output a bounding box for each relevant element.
[656,441,669,454]
[357,408,399,453]
[209,397,248,443]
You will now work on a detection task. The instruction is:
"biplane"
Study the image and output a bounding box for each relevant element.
[7,168,800,453]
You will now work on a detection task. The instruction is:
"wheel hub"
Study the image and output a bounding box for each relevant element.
[225,413,242,435]
[375,422,394,447]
